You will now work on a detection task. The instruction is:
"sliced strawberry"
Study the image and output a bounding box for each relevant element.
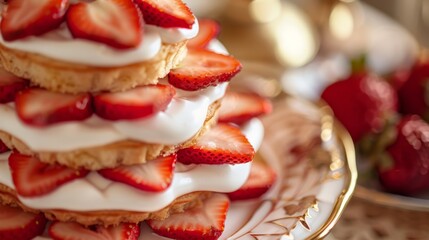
[94,84,175,121]
[0,68,28,103]
[169,50,242,91]
[0,140,9,153]
[187,19,220,49]
[98,155,176,192]
[8,152,89,197]
[66,0,143,49]
[15,88,93,127]
[147,193,229,240]
[168,50,242,91]
[177,123,255,165]
[228,161,276,201]
[0,205,47,240]
[49,222,140,240]
[219,92,272,125]
[1,0,68,41]
[135,0,194,29]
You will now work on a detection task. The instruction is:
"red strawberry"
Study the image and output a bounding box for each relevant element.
[98,155,176,192]
[0,68,28,103]
[377,115,429,195]
[177,123,255,165]
[388,68,410,91]
[398,61,429,121]
[15,88,93,127]
[134,0,194,29]
[1,0,68,41]
[321,73,398,142]
[147,193,229,240]
[219,91,272,125]
[0,140,9,153]
[93,84,175,121]
[168,49,242,91]
[49,222,140,240]
[228,161,276,201]
[8,152,89,197]
[66,0,143,49]
[187,19,220,49]
[0,205,47,240]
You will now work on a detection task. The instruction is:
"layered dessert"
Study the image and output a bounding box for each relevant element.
[0,0,275,239]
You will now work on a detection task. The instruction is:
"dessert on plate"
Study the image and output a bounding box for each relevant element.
[0,0,275,239]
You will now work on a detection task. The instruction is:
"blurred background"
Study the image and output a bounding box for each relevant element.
[184,0,422,99]
[363,0,429,47]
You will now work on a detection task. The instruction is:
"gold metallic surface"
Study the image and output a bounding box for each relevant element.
[307,121,358,239]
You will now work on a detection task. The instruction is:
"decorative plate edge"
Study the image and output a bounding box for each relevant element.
[307,120,358,239]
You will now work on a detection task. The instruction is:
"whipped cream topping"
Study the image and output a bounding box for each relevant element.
[240,118,264,151]
[0,4,198,67]
[0,40,228,151]
[0,82,226,151]
[0,118,263,212]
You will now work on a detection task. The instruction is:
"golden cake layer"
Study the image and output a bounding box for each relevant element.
[0,41,187,94]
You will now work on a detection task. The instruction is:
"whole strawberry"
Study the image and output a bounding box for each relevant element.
[321,73,398,142]
[387,68,410,91]
[398,61,429,120]
[377,115,429,195]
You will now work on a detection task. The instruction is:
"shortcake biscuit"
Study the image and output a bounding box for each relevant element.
[0,41,187,94]
[0,100,220,170]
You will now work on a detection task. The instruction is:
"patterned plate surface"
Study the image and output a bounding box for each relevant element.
[216,97,357,240]
[139,97,357,240]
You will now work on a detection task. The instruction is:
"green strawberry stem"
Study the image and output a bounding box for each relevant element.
[357,113,399,168]
[350,54,367,74]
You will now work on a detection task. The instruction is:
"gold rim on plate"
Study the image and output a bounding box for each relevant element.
[232,98,358,239]
[308,120,358,239]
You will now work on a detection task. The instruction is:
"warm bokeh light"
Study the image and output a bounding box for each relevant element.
[329,3,355,40]
[268,2,318,67]
[249,0,282,23]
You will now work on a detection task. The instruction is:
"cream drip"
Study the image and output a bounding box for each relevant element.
[0,118,263,212]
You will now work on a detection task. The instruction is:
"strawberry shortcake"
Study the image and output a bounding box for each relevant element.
[0,1,275,239]
[0,0,193,94]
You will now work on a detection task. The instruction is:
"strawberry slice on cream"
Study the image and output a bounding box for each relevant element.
[168,49,242,91]
[135,0,195,29]
[147,193,229,240]
[66,0,144,49]
[0,205,47,240]
[177,124,255,165]
[1,0,69,41]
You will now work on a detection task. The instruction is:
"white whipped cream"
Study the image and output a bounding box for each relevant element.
[0,118,263,212]
[0,17,198,66]
[240,118,264,151]
[0,155,251,212]
[0,40,229,151]
[0,82,227,151]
